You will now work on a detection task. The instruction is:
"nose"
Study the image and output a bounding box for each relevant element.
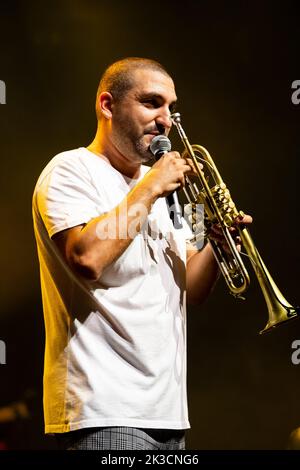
[155,106,172,133]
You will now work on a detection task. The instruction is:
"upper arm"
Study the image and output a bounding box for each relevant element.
[52,224,85,264]
[52,223,99,281]
[186,241,198,263]
[36,156,100,239]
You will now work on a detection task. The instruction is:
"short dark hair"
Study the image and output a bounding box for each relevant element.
[96,57,171,116]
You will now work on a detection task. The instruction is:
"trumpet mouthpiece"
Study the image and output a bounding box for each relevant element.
[170,112,181,124]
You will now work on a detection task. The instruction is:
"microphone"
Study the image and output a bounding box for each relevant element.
[150,135,183,229]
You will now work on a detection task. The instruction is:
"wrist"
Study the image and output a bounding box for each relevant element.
[137,172,162,202]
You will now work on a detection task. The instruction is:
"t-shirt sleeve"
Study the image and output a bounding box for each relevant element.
[36,157,101,238]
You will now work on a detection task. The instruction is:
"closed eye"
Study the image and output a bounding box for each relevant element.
[142,98,160,108]
[142,99,177,113]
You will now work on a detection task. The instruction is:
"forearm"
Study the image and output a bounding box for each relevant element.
[186,243,220,305]
[69,177,158,280]
[62,152,192,281]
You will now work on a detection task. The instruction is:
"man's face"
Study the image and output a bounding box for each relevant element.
[110,69,177,163]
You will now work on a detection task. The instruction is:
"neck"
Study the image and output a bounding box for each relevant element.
[87,124,142,179]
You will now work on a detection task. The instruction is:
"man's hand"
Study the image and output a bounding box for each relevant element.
[208,213,253,252]
[146,151,198,199]
[146,151,189,197]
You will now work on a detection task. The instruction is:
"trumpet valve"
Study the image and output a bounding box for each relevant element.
[224,213,233,227]
[212,184,237,226]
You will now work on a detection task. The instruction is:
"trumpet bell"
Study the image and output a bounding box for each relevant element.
[260,304,300,334]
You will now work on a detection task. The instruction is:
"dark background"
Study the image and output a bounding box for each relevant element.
[0,0,299,450]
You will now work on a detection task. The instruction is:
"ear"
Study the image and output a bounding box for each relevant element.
[98,92,114,119]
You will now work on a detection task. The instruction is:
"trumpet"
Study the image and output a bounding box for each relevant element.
[170,112,299,334]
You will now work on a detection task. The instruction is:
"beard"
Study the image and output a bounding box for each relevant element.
[134,136,155,163]
[111,111,157,164]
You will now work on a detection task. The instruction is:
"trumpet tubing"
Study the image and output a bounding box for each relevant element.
[170,112,299,334]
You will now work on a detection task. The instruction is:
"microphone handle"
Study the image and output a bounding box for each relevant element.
[166,192,183,229]
[155,151,183,229]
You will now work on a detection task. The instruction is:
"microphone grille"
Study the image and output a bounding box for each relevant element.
[150,135,171,156]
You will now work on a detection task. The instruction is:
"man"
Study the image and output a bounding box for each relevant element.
[32,57,251,450]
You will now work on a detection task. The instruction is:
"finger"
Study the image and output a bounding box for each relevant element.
[210,224,223,235]
[170,151,181,160]
[182,164,192,174]
[209,237,232,254]
[243,215,253,224]
[208,231,226,243]
[185,158,203,173]
[209,229,241,246]
[161,152,180,163]
[173,160,192,175]
[171,156,190,172]
[235,213,253,225]
[177,173,186,188]
[229,226,238,236]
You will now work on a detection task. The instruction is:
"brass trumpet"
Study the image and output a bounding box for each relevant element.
[170,112,299,334]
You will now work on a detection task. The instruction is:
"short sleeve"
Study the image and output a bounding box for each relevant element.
[36,156,101,238]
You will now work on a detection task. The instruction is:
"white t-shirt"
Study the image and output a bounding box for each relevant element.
[32,147,191,433]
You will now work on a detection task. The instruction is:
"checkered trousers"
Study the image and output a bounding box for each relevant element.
[55,426,185,450]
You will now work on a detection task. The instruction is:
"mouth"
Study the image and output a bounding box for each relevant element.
[145,131,160,136]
